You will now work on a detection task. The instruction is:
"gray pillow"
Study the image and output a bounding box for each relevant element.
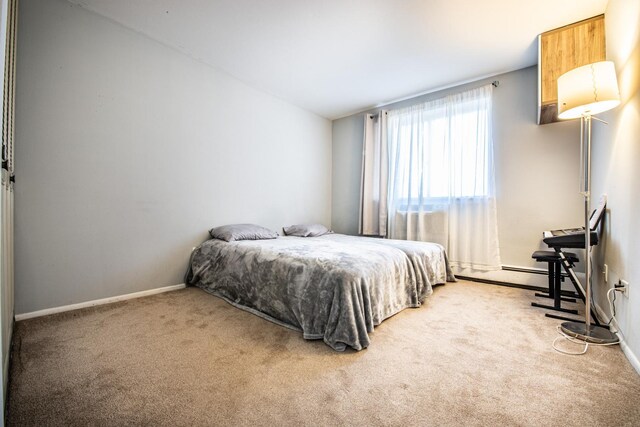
[282,223,332,237]
[209,224,279,242]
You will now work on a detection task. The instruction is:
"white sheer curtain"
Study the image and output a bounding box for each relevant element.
[387,84,501,270]
[359,111,388,236]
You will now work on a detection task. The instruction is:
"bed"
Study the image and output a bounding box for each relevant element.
[186,233,455,351]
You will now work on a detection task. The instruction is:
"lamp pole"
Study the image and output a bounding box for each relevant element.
[582,114,592,333]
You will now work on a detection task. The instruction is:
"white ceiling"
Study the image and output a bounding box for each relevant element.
[68,0,608,119]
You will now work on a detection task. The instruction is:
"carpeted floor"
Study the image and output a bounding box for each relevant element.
[7,280,640,426]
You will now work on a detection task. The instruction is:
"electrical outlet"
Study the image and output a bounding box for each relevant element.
[621,279,629,298]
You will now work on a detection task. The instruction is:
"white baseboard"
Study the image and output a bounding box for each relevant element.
[593,300,640,376]
[620,340,640,376]
[15,283,186,321]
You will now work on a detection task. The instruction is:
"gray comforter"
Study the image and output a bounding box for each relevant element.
[187,234,455,351]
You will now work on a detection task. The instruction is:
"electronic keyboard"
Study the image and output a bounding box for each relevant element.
[542,196,606,249]
[543,228,599,248]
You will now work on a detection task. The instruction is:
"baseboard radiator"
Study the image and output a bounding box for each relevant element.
[392,210,448,247]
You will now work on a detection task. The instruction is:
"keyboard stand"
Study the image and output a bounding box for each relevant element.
[534,292,578,303]
[553,248,602,327]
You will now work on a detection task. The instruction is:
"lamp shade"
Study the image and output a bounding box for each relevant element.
[557,61,620,119]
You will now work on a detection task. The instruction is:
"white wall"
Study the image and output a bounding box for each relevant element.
[591,0,640,370]
[14,0,332,315]
[331,117,363,235]
[331,66,584,284]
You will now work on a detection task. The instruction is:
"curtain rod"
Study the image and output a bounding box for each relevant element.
[368,80,500,118]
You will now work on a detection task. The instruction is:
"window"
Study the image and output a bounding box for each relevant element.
[389,97,492,211]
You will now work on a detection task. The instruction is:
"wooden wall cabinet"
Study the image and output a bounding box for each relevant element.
[538,15,605,124]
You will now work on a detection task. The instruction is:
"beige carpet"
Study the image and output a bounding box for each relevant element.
[7,281,640,426]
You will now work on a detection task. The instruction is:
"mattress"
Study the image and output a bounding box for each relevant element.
[187,233,455,351]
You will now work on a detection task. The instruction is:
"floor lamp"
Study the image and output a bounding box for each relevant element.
[556,61,620,343]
